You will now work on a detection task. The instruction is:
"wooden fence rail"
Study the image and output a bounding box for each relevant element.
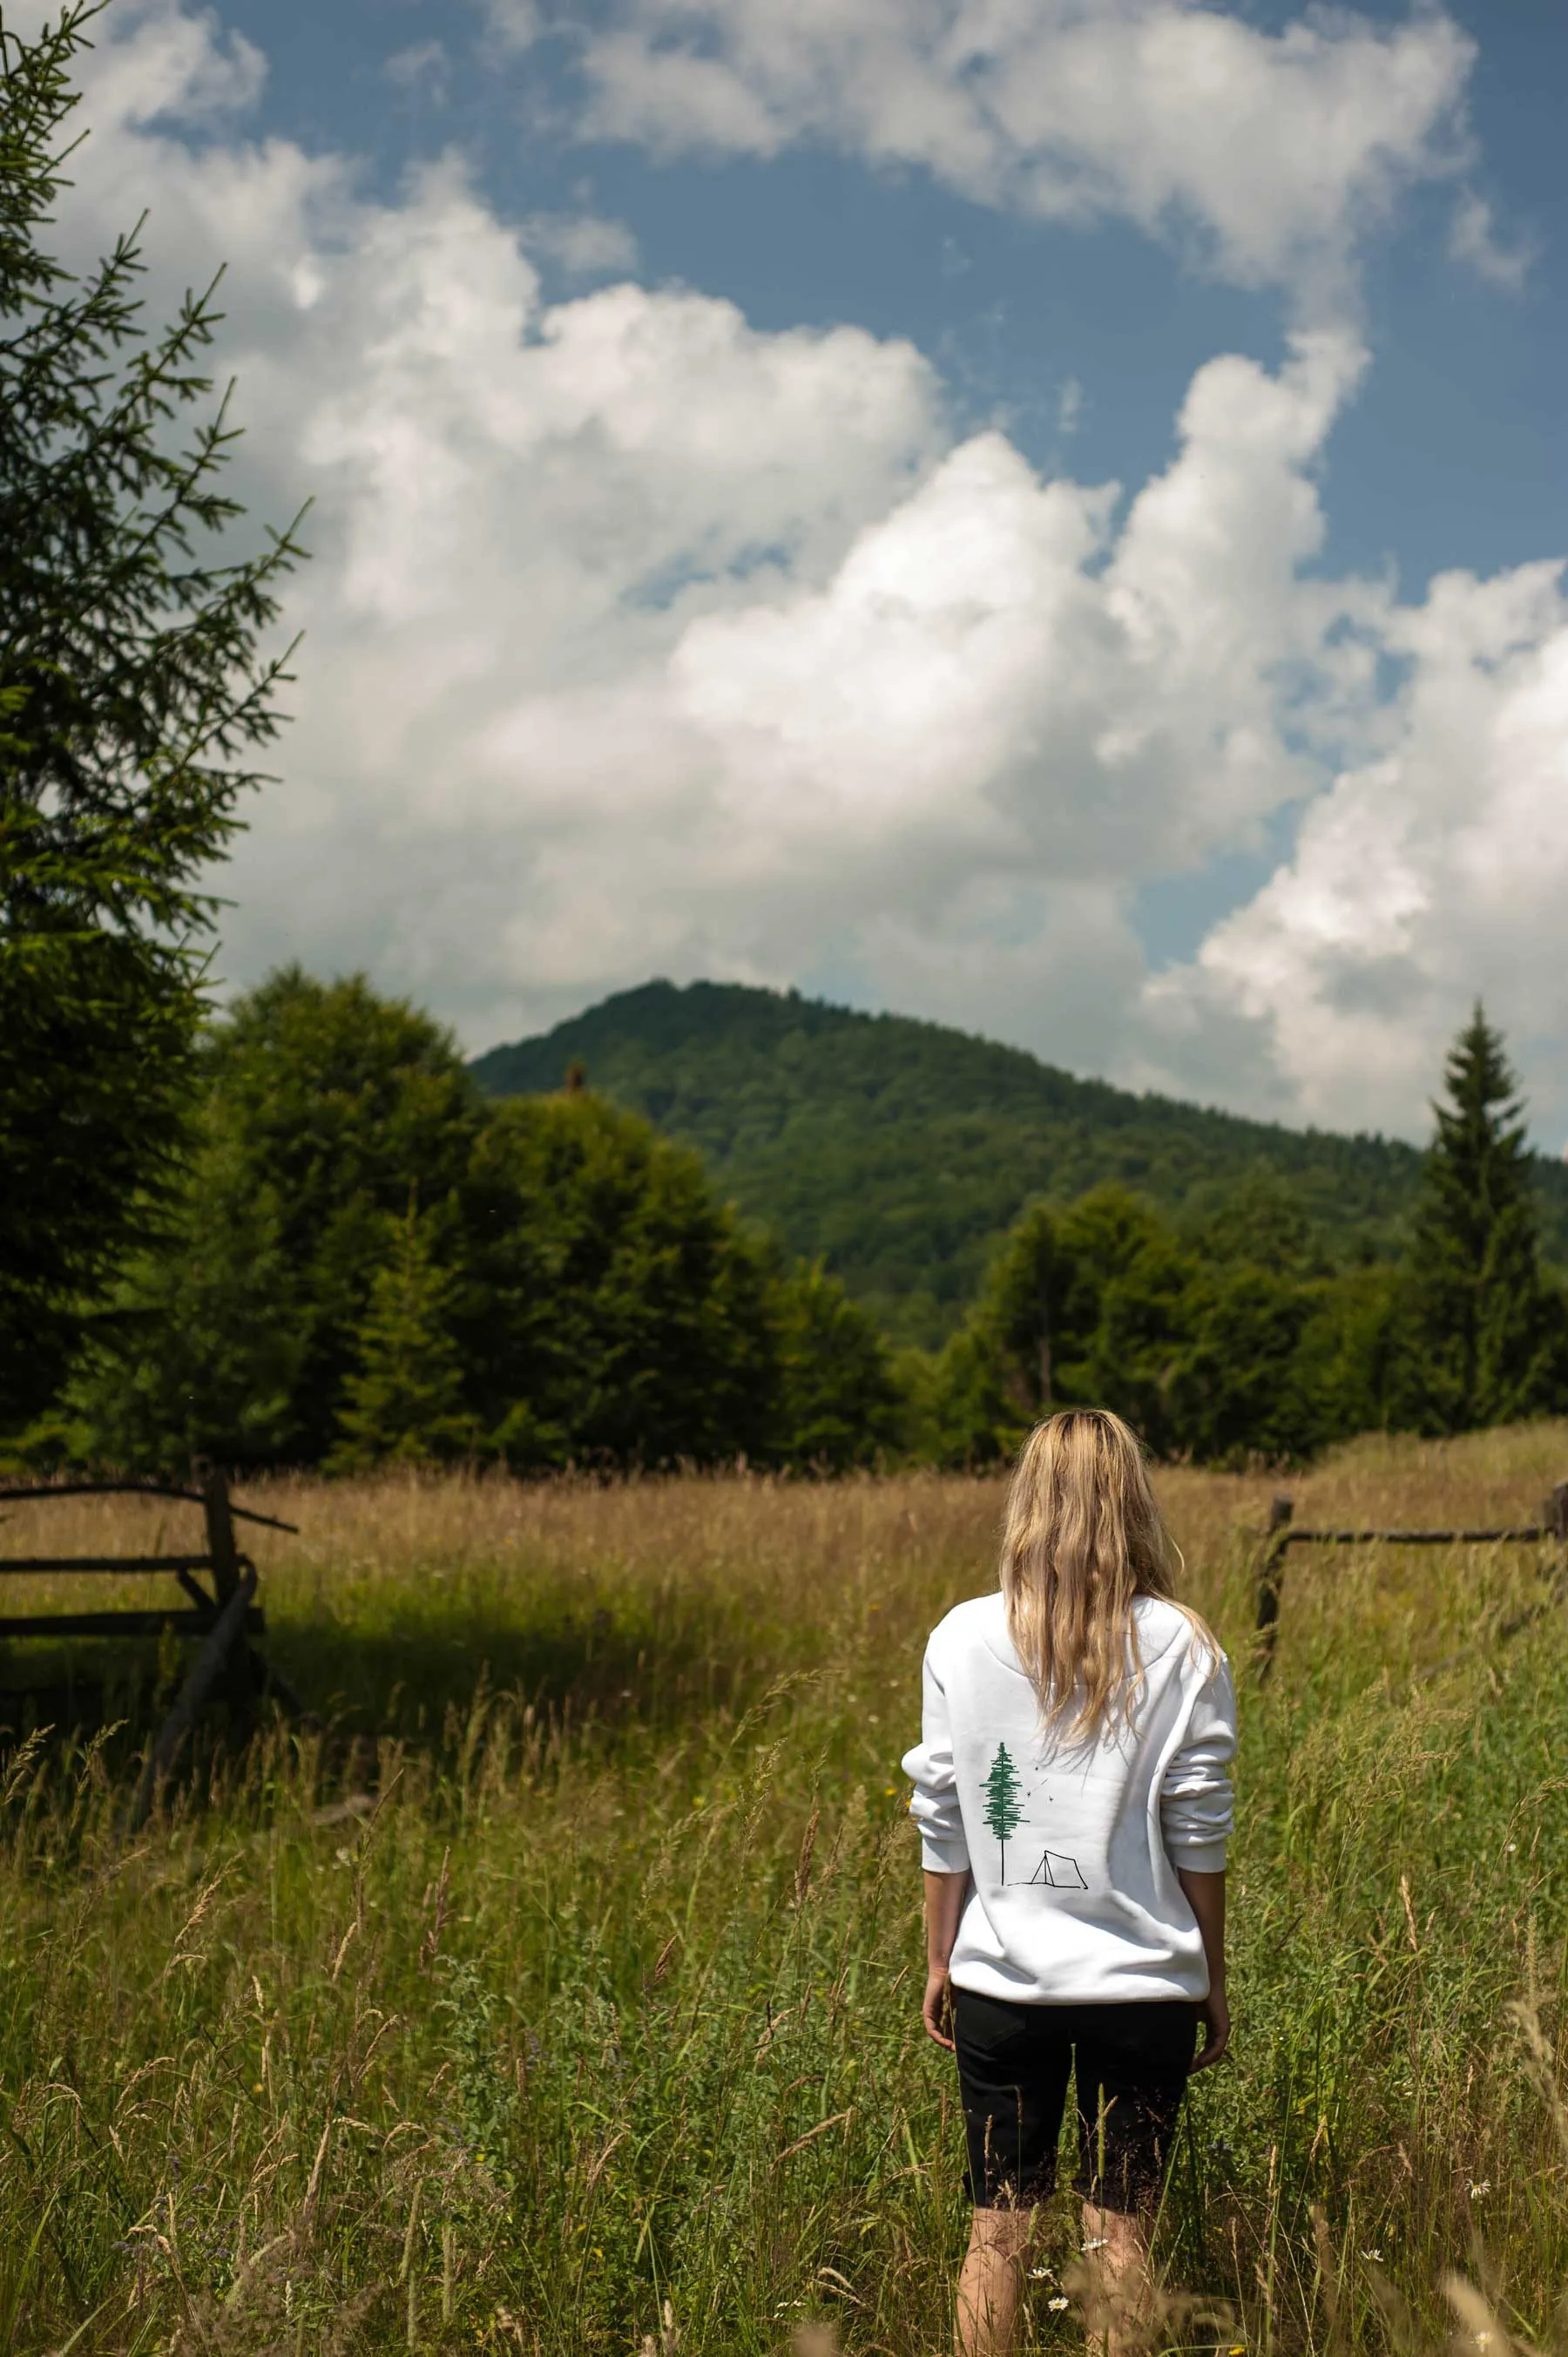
[0,1458,300,1807]
[1252,1479,1568,1678]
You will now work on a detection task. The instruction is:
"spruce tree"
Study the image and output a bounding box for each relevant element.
[1408,1006,1562,1431]
[1,10,302,1427]
[983,1742,1024,1883]
[330,1205,477,1471]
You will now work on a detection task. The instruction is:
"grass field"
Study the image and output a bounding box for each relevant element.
[3,1426,1568,2355]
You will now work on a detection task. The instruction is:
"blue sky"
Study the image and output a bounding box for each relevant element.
[48,0,1568,1143]
[226,0,1567,593]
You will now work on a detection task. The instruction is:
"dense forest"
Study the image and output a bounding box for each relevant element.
[9,969,1559,1479]
[472,981,1568,1347]
[30,971,901,1476]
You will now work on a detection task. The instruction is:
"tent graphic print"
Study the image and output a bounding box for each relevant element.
[1025,1848,1087,1889]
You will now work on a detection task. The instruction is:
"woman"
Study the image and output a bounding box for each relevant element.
[902,1409,1236,2357]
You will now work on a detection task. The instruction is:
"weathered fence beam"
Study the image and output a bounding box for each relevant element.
[174,1566,215,1613]
[0,1607,265,1641]
[0,1480,205,1507]
[129,1565,259,1831]
[0,1554,219,1576]
[1280,1526,1550,1548]
[0,1480,297,1533]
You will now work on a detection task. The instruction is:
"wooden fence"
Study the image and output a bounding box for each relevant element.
[1252,1477,1568,1678]
[0,1459,299,1822]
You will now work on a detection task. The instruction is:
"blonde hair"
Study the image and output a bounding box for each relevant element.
[999,1407,1208,1743]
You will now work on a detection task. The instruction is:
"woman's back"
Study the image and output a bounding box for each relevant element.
[903,1588,1235,2001]
[909,1411,1237,2352]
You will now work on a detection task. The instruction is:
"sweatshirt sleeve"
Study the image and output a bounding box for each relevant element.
[901,1636,971,1875]
[1159,1650,1237,1874]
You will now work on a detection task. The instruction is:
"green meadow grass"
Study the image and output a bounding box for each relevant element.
[2,1429,1568,2354]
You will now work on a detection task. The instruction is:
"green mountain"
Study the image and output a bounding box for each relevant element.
[470,981,1568,1347]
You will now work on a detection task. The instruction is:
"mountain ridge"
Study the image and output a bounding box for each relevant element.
[470,979,1568,1346]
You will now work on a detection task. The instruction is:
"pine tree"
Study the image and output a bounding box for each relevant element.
[330,1205,477,1471]
[1408,1006,1563,1431]
[1,10,302,1427]
[983,1742,1024,1883]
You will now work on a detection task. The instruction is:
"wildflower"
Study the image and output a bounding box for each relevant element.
[1047,2297,1071,2312]
[1361,2249,1382,2263]
[1029,2268,1053,2281]
[884,1787,896,1798]
[1082,2237,1109,2252]
[1469,2178,1490,2200]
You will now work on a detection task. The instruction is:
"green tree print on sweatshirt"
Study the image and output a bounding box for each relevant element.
[983,1742,1024,1883]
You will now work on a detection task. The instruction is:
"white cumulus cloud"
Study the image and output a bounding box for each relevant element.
[26,0,1568,1145]
[544,0,1480,312]
[1143,563,1568,1139]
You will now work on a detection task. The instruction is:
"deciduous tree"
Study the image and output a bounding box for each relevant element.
[71,970,481,1466]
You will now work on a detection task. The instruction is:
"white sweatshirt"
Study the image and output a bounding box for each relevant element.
[902,1592,1237,2003]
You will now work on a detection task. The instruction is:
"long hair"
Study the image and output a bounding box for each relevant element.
[999,1407,1206,1743]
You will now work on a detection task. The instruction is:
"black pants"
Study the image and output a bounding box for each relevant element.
[952,1988,1196,2212]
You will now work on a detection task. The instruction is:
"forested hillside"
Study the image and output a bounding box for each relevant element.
[472,981,1568,1344]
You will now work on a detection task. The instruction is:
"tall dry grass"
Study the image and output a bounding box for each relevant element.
[1,1426,1566,2353]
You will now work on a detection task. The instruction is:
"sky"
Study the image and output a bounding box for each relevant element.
[27,0,1568,1146]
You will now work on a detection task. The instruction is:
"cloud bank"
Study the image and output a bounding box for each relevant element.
[34,0,1568,1145]
[510,0,1508,312]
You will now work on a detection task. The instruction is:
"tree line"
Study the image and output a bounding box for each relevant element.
[23,969,903,1473]
[907,1004,1567,1466]
[472,978,1541,1352]
[10,973,1565,1477]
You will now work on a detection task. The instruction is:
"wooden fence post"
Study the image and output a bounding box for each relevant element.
[1545,1481,1568,1543]
[192,1455,268,1722]
[193,1456,240,1605]
[1253,1493,1294,1680]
